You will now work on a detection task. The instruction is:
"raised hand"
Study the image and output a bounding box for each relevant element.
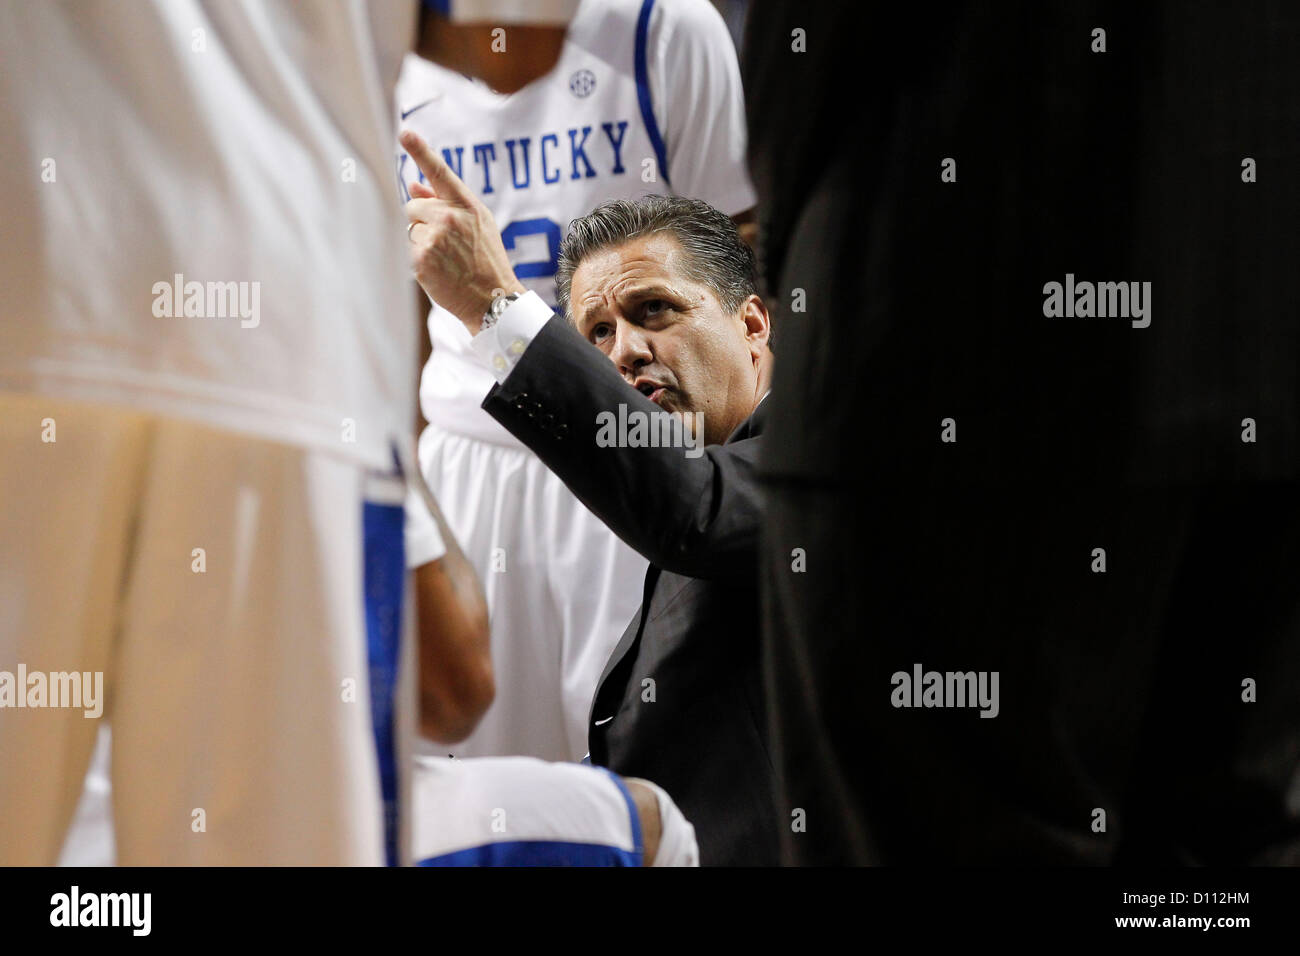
[401,130,524,334]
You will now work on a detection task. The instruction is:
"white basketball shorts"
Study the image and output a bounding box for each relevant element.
[0,392,413,865]
[413,755,650,866]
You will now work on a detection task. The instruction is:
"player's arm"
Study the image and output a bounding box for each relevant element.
[414,552,493,745]
[652,0,757,222]
[414,282,431,432]
[408,472,494,745]
[638,1,757,248]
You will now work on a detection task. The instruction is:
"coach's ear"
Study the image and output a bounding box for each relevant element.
[741,294,770,360]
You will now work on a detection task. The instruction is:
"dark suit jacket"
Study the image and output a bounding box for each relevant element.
[482,315,780,866]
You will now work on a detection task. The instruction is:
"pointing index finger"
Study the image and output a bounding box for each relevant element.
[400,130,474,206]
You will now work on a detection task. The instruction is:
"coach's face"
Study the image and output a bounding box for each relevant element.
[570,233,771,446]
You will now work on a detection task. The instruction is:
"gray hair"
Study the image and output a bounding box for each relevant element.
[555,195,758,321]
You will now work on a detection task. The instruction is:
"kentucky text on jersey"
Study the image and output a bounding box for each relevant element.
[399,120,631,200]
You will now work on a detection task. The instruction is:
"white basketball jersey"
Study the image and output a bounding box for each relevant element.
[0,0,417,469]
[396,0,756,445]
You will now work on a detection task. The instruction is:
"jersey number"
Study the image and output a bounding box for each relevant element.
[501,217,562,280]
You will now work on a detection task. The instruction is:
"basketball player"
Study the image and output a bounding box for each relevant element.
[398,0,756,764]
[0,0,575,867]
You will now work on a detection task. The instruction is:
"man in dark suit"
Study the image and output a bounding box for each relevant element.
[400,128,779,864]
[743,3,1300,864]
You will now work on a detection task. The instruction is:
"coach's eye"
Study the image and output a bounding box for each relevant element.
[644,299,667,316]
[591,323,612,344]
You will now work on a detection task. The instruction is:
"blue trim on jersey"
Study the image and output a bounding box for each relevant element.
[600,768,644,861]
[363,497,406,867]
[634,0,671,188]
[417,840,640,867]
[424,0,451,15]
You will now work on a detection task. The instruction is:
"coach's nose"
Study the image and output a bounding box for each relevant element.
[610,321,653,381]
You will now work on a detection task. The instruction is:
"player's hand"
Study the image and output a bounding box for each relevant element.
[401,130,525,335]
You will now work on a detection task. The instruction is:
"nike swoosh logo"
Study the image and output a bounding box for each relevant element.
[594,716,614,726]
[400,98,436,120]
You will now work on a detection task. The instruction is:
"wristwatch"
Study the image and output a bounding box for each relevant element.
[481,291,522,332]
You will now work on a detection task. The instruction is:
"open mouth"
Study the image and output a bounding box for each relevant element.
[635,381,667,404]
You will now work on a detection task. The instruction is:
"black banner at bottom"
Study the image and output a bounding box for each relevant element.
[1,865,1294,942]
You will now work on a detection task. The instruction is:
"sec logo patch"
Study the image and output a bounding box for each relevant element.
[569,69,596,98]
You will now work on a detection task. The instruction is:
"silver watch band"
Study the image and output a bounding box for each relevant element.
[482,291,522,331]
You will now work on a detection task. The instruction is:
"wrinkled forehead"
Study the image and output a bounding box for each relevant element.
[570,233,698,323]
